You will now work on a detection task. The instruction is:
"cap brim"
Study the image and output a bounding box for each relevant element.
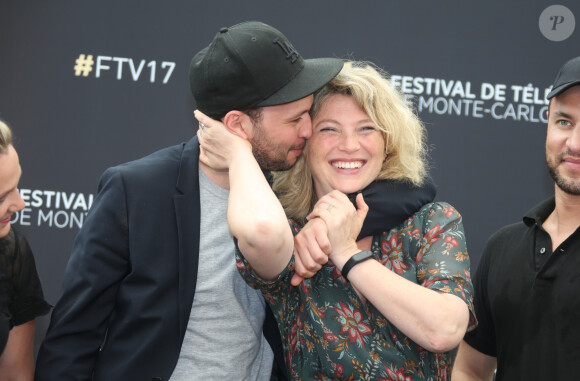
[547,80,580,99]
[257,58,343,107]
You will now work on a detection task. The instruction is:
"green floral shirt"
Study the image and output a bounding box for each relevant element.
[236,202,477,380]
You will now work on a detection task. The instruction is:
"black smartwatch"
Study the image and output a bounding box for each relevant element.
[341,250,374,280]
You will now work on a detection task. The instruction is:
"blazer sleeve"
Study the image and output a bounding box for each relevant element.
[355,176,437,239]
[35,167,131,380]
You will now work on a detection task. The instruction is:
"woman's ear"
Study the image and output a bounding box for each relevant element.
[223,110,250,140]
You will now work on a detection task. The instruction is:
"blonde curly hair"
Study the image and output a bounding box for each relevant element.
[273,61,427,222]
[0,120,13,154]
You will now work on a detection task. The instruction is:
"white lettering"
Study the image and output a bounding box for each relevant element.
[511,85,523,102]
[44,191,55,208]
[161,61,176,84]
[95,56,112,78]
[147,61,156,83]
[32,190,43,207]
[61,192,76,210]
[38,209,53,226]
[129,59,146,81]
[72,194,88,211]
[112,57,129,79]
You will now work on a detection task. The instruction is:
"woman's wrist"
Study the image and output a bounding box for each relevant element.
[341,250,374,280]
[331,244,362,270]
[231,139,253,159]
[229,142,258,170]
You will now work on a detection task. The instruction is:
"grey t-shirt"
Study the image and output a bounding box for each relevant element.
[169,167,273,380]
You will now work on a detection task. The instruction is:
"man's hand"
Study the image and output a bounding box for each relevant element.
[291,217,331,286]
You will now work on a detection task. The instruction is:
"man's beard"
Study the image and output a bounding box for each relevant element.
[251,144,294,171]
[547,150,580,195]
[250,123,300,171]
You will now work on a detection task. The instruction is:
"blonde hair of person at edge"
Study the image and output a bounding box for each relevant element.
[0,120,50,381]
[196,61,476,380]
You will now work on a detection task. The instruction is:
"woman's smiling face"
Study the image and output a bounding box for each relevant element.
[307,94,386,199]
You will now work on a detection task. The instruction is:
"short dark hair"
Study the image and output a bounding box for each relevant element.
[244,107,263,124]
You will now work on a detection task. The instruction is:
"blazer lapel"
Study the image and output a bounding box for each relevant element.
[173,137,201,336]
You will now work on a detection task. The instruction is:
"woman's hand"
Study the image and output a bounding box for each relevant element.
[308,191,369,268]
[291,217,332,286]
[194,110,252,171]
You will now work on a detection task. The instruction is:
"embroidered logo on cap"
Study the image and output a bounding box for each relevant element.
[273,38,300,63]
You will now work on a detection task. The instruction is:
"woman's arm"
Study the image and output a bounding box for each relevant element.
[451,341,497,381]
[0,320,34,381]
[195,111,294,280]
[315,195,470,352]
[345,259,469,352]
[227,141,294,280]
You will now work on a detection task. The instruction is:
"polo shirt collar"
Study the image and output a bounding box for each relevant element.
[523,196,555,227]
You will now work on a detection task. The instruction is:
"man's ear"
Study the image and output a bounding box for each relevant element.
[223,110,251,140]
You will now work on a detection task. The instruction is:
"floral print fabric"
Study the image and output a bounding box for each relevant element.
[236,202,476,380]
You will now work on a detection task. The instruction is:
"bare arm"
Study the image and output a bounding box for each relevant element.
[196,111,294,280]
[451,340,497,381]
[0,320,34,381]
[346,260,469,352]
[228,143,294,279]
[314,194,470,352]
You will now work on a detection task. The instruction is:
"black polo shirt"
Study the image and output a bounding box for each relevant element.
[464,197,580,380]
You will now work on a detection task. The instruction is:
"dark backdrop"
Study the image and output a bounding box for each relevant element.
[0,0,577,354]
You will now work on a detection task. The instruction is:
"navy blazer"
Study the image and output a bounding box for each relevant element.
[35,137,286,380]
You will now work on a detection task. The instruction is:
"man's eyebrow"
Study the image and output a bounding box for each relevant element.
[553,110,574,119]
[287,109,310,120]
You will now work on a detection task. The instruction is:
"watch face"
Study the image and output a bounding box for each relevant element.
[355,250,373,261]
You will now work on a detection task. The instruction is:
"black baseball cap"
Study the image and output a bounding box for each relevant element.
[189,21,343,118]
[547,56,580,99]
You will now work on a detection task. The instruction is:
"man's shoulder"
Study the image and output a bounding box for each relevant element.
[490,220,528,240]
[106,140,196,179]
[95,139,198,196]
[117,141,189,170]
[477,221,531,268]
[488,197,555,244]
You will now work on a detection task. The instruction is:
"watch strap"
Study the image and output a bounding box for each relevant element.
[341,250,374,280]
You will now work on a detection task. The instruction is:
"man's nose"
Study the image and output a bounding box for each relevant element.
[298,114,312,139]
